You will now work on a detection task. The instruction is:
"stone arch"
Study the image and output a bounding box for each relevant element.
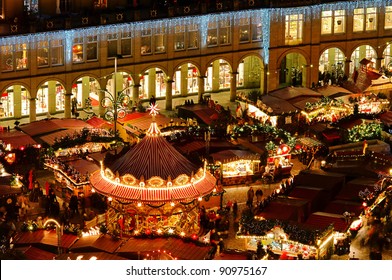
[205,58,233,93]
[139,66,169,100]
[276,50,309,87]
[318,47,346,85]
[237,53,265,93]
[349,44,378,75]
[173,62,201,97]
[0,83,31,119]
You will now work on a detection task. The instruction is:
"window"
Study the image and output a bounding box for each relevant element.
[121,31,132,56]
[108,32,132,58]
[207,21,218,46]
[72,36,98,63]
[321,10,345,35]
[107,33,118,58]
[251,17,262,41]
[1,45,13,72]
[207,18,231,47]
[175,25,185,50]
[141,29,152,55]
[154,26,166,53]
[86,36,98,61]
[50,39,64,66]
[15,44,28,70]
[72,38,84,63]
[219,19,231,45]
[386,6,392,29]
[285,14,303,45]
[353,8,377,32]
[239,18,250,43]
[38,40,64,67]
[37,41,49,67]
[1,44,28,71]
[24,0,38,13]
[187,23,199,49]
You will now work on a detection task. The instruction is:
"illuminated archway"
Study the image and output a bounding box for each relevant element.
[0,85,30,119]
[237,55,265,92]
[139,67,167,100]
[205,59,232,92]
[279,52,307,87]
[350,45,377,74]
[318,48,345,84]
[173,63,199,96]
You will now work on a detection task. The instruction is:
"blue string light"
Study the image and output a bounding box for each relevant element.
[0,1,391,68]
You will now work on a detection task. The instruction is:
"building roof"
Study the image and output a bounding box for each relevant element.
[304,212,349,232]
[117,237,211,260]
[0,130,38,148]
[210,149,259,163]
[69,234,123,253]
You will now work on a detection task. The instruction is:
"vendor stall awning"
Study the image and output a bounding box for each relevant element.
[210,149,259,163]
[0,130,38,148]
[117,237,211,260]
[304,212,348,232]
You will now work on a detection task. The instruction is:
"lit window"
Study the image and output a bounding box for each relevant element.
[239,18,250,43]
[175,25,185,51]
[141,29,152,55]
[154,26,166,53]
[251,17,262,41]
[207,21,218,47]
[187,23,199,49]
[386,6,392,29]
[354,7,377,32]
[321,10,345,35]
[37,41,49,67]
[15,44,28,70]
[219,19,231,45]
[50,39,64,66]
[285,14,303,45]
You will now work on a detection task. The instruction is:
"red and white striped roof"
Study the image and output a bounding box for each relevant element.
[90,121,216,203]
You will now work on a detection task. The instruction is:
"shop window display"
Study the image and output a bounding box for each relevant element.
[0,91,13,118]
[321,10,345,35]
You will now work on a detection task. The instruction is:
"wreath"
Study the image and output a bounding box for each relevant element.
[249,0,255,6]
[216,2,223,10]
[150,10,157,18]
[184,6,190,14]
[82,17,88,25]
[116,13,123,21]
[46,21,54,29]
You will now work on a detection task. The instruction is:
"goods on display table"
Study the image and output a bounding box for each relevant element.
[264,144,293,181]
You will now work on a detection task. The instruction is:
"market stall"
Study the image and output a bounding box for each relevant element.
[264,143,293,181]
[237,221,334,260]
[209,149,261,186]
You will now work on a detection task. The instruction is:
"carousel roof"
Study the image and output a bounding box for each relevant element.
[90,117,216,203]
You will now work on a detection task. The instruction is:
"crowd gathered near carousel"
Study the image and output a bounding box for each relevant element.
[1,76,392,260]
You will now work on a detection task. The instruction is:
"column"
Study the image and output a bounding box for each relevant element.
[212,60,220,92]
[29,97,37,122]
[344,59,351,78]
[48,81,56,115]
[132,84,140,109]
[13,85,22,119]
[198,75,206,103]
[98,89,105,117]
[229,71,238,102]
[165,79,173,111]
[148,69,156,99]
[82,77,90,108]
[376,57,382,71]
[64,92,72,118]
[181,65,188,97]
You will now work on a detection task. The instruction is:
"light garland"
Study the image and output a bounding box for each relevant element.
[6,1,391,68]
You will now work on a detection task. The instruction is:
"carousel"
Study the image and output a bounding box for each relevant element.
[89,104,218,237]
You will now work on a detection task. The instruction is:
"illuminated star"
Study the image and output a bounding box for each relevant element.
[148,103,160,116]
